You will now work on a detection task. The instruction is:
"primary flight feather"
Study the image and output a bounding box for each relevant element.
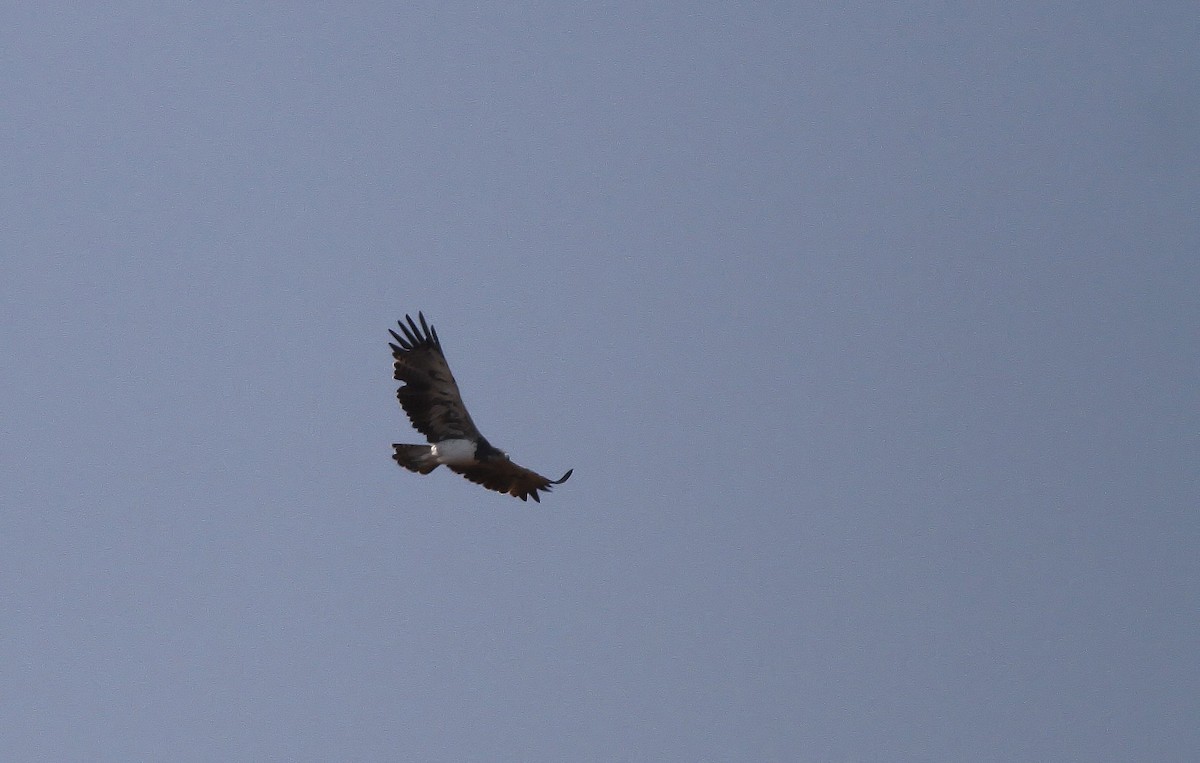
[388,312,573,502]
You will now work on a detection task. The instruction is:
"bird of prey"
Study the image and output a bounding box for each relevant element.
[388,313,573,502]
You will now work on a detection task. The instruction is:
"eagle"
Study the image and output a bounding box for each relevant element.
[388,312,573,502]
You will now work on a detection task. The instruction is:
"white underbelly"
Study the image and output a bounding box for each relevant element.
[431,439,477,466]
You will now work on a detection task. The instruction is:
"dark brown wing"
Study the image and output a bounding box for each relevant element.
[389,313,481,442]
[449,461,573,502]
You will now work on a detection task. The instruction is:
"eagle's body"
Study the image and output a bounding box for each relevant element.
[430,438,479,466]
[389,313,572,502]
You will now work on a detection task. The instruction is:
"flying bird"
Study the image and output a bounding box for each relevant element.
[388,312,573,502]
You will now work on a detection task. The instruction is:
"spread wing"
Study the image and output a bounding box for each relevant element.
[389,313,481,442]
[448,462,574,503]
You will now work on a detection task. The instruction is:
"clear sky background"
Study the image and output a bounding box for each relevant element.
[2,3,1197,760]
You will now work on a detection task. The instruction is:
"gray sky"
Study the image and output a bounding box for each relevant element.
[2,3,1197,760]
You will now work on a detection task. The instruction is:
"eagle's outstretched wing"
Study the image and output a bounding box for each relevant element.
[448,462,574,503]
[389,313,481,442]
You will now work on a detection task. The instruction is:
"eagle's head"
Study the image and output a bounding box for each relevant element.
[475,438,508,462]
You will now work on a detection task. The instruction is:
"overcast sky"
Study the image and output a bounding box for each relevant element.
[2,3,1197,760]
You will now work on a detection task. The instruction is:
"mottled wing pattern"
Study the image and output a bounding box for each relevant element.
[389,313,481,442]
[448,462,574,503]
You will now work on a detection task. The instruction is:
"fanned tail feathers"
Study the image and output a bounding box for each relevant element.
[392,444,440,474]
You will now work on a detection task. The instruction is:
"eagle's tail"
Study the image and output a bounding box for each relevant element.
[392,444,440,474]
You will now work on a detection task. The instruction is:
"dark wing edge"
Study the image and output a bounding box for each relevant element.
[449,462,574,502]
[389,313,481,442]
[388,311,441,354]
